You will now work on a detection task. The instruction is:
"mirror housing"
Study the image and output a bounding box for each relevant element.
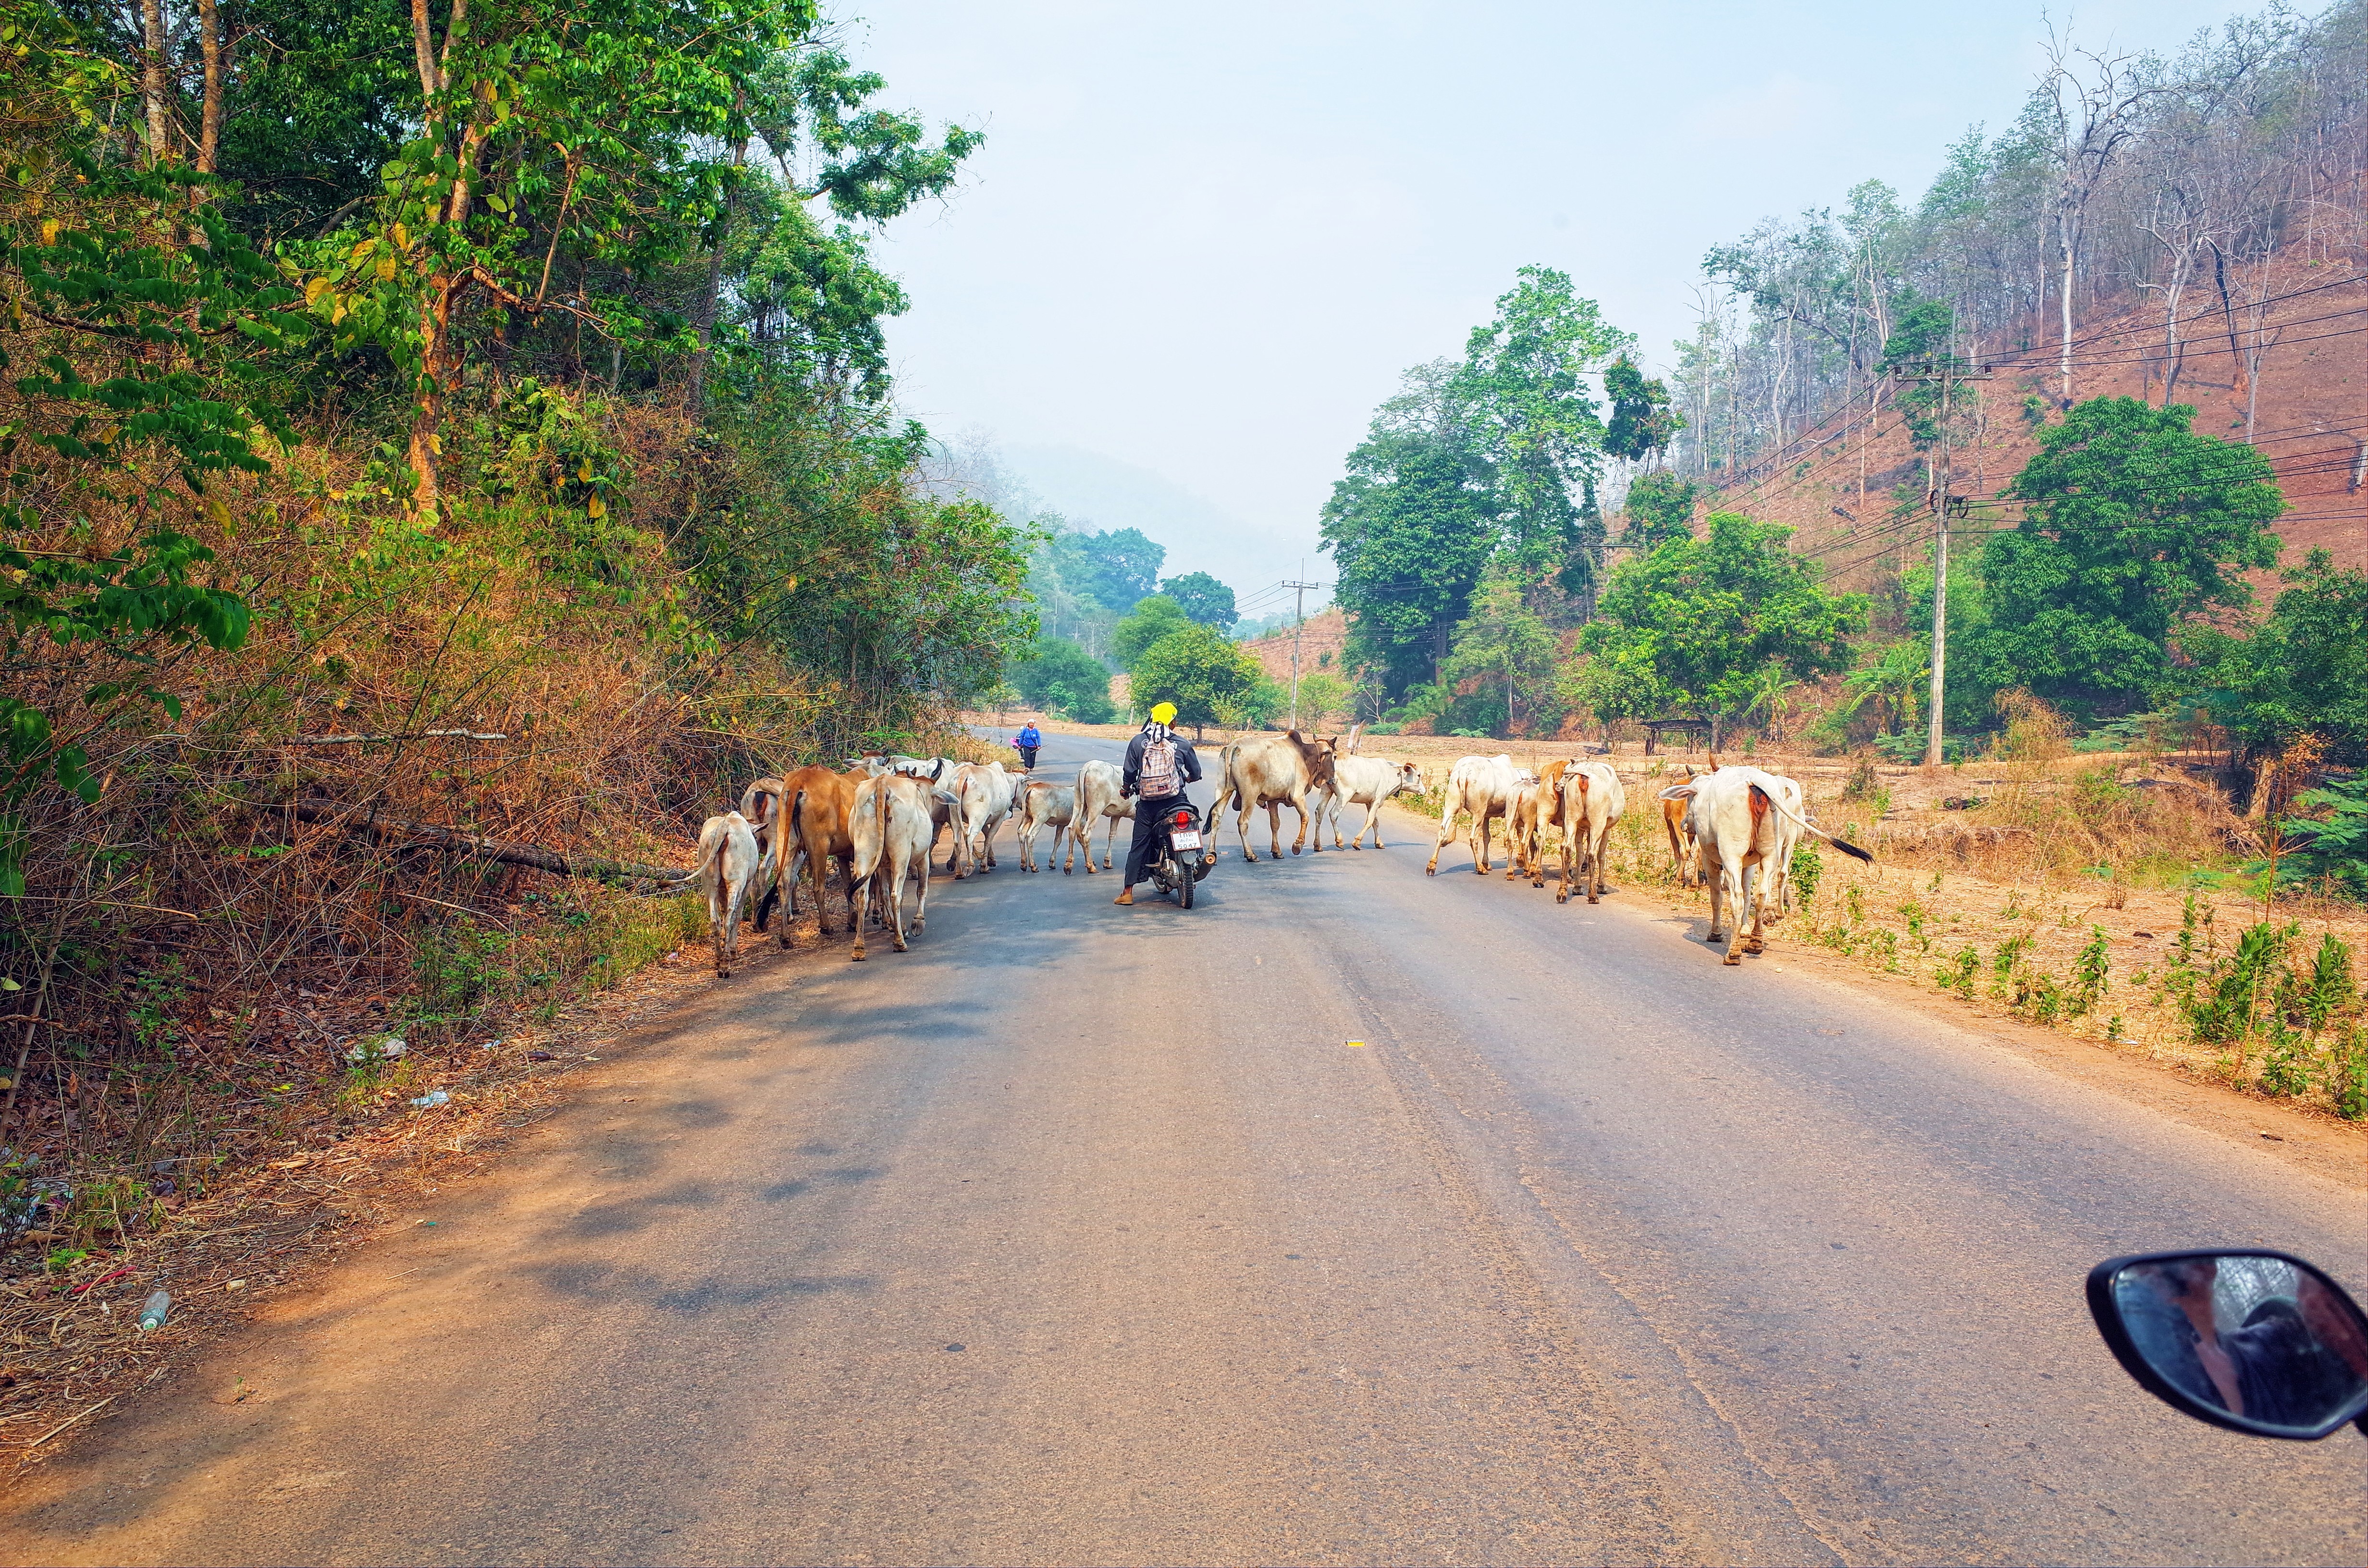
[2088,1249,2368,1440]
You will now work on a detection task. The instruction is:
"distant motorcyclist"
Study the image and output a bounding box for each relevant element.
[1012,722,1042,770]
[1113,703,1202,906]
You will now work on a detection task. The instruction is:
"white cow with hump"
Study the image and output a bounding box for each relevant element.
[693,810,763,977]
[1425,754,1528,876]
[1658,765,1870,964]
[848,772,934,960]
[946,761,1019,877]
[1072,759,1134,873]
[1553,761,1626,905]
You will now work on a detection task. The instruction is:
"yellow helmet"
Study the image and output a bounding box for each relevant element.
[1150,701,1178,725]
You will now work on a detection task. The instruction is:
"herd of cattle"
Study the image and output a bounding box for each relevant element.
[684,729,1869,974]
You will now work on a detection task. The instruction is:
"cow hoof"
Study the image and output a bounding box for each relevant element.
[893,938,909,952]
[1722,954,1742,967]
[851,950,866,962]
[1588,894,1601,905]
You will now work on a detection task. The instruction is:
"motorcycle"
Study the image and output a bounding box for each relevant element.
[2086,1248,2368,1440]
[1146,802,1212,909]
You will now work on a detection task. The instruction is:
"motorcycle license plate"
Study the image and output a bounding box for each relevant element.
[1170,829,1202,852]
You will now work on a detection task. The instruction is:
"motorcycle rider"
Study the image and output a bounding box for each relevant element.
[1113,702,1202,906]
[1012,721,1042,770]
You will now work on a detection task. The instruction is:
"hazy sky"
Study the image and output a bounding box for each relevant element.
[856,0,2251,600]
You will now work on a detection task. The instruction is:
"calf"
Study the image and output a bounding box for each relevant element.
[1554,761,1626,904]
[849,772,934,960]
[1426,754,1525,876]
[693,810,763,976]
[1072,759,1133,872]
[1317,757,1423,849]
[1504,775,1550,882]
[1015,780,1076,872]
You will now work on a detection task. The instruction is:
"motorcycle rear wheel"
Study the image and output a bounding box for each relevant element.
[1176,858,1195,908]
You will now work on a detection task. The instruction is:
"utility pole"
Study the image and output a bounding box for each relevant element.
[1282,576,1322,730]
[1890,360,1992,768]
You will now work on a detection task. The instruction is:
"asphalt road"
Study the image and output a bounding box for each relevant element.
[6,728,2362,1566]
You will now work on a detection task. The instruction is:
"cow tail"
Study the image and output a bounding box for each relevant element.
[1759,788,1877,864]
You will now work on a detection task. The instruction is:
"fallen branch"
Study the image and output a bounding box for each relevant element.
[285,730,508,747]
[284,802,692,886]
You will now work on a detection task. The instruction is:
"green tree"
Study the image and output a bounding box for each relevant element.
[1159,570,1237,628]
[1442,570,1562,737]
[1835,641,1930,737]
[2184,550,2368,764]
[1131,624,1263,732]
[1321,430,1498,700]
[1966,397,2283,714]
[1560,639,1672,735]
[1450,265,1632,591]
[1576,512,1865,720]
[1603,355,1683,463]
[1619,471,1700,550]
[1294,669,1350,732]
[1007,637,1114,723]
[1882,298,1969,450]
[1112,594,1191,670]
[1065,526,1164,612]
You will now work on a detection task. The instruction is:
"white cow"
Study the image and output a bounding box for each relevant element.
[1317,757,1423,849]
[1659,766,1869,964]
[1554,761,1626,905]
[1426,754,1527,876]
[849,773,934,960]
[1073,759,1134,873]
[1015,780,1076,872]
[693,810,763,977]
[947,761,1019,877]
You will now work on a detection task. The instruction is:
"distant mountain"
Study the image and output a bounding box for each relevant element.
[1004,442,1329,610]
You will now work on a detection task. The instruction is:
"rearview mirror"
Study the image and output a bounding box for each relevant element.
[2088,1250,2368,1440]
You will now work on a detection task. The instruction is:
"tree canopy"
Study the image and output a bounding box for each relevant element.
[1320,429,1500,701]
[1573,511,1866,722]
[1112,594,1193,670]
[1008,637,1115,724]
[1963,397,2282,713]
[1130,624,1264,731]
[1160,571,1238,628]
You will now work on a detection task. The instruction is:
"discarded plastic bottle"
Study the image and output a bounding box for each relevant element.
[409,1089,450,1109]
[139,1290,170,1331]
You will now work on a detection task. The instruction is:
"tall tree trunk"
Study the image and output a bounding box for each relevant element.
[139,0,172,165]
[686,130,748,418]
[196,0,224,173]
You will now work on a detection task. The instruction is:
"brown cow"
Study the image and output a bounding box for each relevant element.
[1210,730,1336,861]
[760,764,861,942]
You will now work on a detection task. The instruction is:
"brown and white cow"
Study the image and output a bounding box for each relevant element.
[1316,756,1423,849]
[848,772,935,960]
[1659,765,1868,964]
[1425,754,1526,876]
[1072,759,1133,872]
[1015,779,1076,872]
[1210,730,1334,862]
[1554,761,1626,904]
[693,810,763,977]
[1659,758,1715,889]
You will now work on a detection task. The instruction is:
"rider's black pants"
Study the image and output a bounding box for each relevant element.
[1123,793,1189,888]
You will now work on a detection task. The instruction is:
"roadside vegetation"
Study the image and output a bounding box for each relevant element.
[0,0,1032,1292]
